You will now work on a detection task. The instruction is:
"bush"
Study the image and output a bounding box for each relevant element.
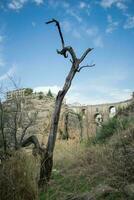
[38,92,43,100]
[24,88,33,96]
[93,117,119,144]
[46,89,53,98]
[93,116,134,144]
[0,151,39,200]
[84,126,134,199]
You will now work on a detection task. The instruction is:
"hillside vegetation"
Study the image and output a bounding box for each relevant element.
[0,102,134,200]
[40,101,134,200]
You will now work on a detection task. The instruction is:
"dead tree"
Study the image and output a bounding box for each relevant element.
[38,19,95,187]
[0,100,7,153]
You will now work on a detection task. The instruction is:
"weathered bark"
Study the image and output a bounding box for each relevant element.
[21,135,40,149]
[64,113,69,140]
[0,101,7,153]
[39,19,94,187]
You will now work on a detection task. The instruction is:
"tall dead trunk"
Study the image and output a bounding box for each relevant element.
[64,113,69,140]
[38,19,95,187]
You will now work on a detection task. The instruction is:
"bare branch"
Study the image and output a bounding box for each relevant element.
[7,75,19,90]
[77,64,95,72]
[46,18,65,49]
[21,135,45,155]
[57,46,77,61]
[79,48,94,64]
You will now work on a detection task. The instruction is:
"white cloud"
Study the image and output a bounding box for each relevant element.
[34,85,61,95]
[79,2,86,9]
[86,27,98,37]
[116,1,127,10]
[34,0,44,5]
[124,15,134,29]
[65,71,131,104]
[72,29,81,39]
[100,0,127,11]
[85,26,103,48]
[32,21,36,27]
[93,36,103,48]
[8,0,28,10]
[106,15,119,33]
[79,1,90,9]
[8,0,44,10]
[61,20,82,39]
[66,84,132,105]
[66,9,82,23]
[33,70,132,105]
[100,0,117,8]
[61,20,72,33]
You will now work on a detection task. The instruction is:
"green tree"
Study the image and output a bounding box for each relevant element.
[39,92,44,100]
[46,89,53,98]
[24,88,33,96]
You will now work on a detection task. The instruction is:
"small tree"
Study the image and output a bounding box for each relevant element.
[46,89,53,98]
[24,88,33,96]
[39,92,44,100]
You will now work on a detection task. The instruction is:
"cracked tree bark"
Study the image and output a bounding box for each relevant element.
[38,19,95,188]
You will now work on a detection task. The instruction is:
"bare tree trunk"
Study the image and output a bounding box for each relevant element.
[0,101,7,153]
[39,64,77,186]
[38,19,95,187]
[64,113,69,140]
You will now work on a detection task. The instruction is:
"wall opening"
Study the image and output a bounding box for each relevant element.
[94,113,103,126]
[81,108,86,115]
[109,106,116,118]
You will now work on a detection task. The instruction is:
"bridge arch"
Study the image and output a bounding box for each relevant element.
[109,106,116,118]
[94,113,103,126]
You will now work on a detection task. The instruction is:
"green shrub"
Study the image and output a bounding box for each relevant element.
[24,88,33,96]
[92,116,134,144]
[93,117,119,144]
[47,89,53,98]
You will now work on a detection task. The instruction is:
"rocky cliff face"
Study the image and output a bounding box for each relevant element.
[5,91,133,146]
[5,95,81,147]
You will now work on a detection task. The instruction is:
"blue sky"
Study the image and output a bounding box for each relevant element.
[0,0,134,104]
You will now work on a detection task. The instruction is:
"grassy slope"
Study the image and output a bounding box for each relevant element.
[40,103,134,200]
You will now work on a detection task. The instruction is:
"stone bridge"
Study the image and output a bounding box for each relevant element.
[69,93,134,138]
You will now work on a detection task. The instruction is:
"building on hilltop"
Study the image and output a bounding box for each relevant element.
[6,88,56,101]
[6,88,26,100]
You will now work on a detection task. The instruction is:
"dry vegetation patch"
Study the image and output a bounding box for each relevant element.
[0,150,40,200]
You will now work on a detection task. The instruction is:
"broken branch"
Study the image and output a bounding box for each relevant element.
[77,64,95,72]
[46,18,65,49]
[57,46,77,61]
[79,48,94,64]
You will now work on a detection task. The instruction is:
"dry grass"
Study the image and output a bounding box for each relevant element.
[0,150,40,200]
[54,139,85,170]
[40,123,134,200]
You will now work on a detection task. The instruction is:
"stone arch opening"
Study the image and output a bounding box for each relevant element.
[109,106,116,118]
[81,108,86,115]
[94,113,103,126]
